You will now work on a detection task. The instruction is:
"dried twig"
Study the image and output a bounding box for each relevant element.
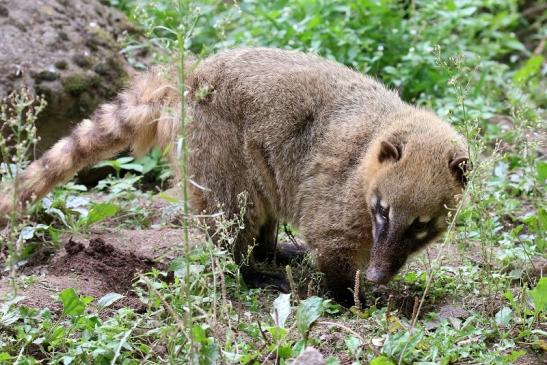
[286,265,299,303]
[410,296,420,326]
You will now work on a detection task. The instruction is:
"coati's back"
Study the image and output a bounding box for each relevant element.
[186,48,407,218]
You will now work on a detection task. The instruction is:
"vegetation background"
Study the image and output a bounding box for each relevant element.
[0,0,545,364]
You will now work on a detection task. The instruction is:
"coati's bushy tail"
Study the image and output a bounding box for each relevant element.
[0,65,181,217]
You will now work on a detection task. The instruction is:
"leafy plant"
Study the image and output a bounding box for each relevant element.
[95,156,144,178]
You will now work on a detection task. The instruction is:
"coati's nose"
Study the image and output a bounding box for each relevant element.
[365,266,391,284]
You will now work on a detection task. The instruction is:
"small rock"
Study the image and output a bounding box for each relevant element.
[290,347,325,365]
[439,305,468,320]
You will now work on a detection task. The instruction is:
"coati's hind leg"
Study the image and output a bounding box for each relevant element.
[254,219,309,265]
[232,219,290,292]
[254,218,278,262]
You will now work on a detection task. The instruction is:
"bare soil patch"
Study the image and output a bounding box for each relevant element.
[0,227,192,312]
[50,237,155,294]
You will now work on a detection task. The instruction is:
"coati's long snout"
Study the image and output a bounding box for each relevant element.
[366,233,408,285]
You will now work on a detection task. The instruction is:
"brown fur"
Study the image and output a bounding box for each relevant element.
[0,48,468,304]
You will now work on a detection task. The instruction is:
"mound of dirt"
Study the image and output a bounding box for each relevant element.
[0,228,189,312]
[50,237,155,294]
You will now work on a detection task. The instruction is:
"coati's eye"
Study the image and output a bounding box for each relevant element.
[410,217,429,229]
[406,216,432,240]
[414,216,431,228]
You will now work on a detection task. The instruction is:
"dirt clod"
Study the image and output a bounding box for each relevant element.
[51,237,155,294]
[65,237,84,255]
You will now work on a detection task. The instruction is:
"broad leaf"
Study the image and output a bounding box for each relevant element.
[97,292,124,309]
[370,355,396,365]
[495,307,512,326]
[271,293,291,328]
[59,288,87,316]
[296,296,323,337]
[530,277,547,313]
[86,203,119,226]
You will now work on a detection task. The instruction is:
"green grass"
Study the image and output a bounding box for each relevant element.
[1,0,545,364]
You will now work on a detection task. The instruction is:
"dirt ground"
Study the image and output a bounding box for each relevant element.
[2,225,545,316]
[0,221,544,364]
[0,227,192,312]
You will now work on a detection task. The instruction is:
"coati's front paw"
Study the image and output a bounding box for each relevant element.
[328,287,365,308]
[241,269,290,292]
[274,243,309,265]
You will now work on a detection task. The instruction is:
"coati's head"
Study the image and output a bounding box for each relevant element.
[361,110,469,284]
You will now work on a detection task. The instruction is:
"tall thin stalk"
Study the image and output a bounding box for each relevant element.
[173,0,201,362]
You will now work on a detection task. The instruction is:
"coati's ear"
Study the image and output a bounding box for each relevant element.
[449,155,469,185]
[379,141,402,163]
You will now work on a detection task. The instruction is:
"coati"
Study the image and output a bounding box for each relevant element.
[0,48,468,305]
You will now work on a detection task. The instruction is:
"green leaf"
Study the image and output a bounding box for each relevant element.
[86,203,119,226]
[503,350,526,363]
[64,182,88,191]
[266,326,287,341]
[97,292,124,309]
[345,336,360,356]
[513,55,544,86]
[0,353,12,361]
[157,192,180,203]
[135,155,158,174]
[62,355,75,365]
[296,296,323,337]
[530,277,547,312]
[47,326,66,347]
[116,156,135,164]
[370,355,396,365]
[59,288,87,317]
[95,159,121,172]
[291,340,306,357]
[20,226,37,240]
[537,161,547,183]
[495,307,513,326]
[271,293,291,328]
[120,163,144,173]
[325,357,341,365]
[47,207,69,227]
[382,330,424,361]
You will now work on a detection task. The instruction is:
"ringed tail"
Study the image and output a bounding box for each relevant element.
[0,65,181,217]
